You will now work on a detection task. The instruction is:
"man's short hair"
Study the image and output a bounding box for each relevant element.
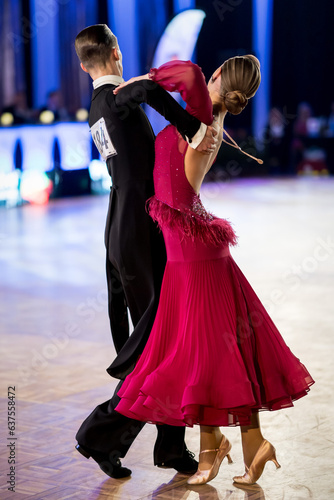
[75,24,117,69]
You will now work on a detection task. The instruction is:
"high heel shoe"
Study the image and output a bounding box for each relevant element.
[187,435,233,485]
[233,439,281,485]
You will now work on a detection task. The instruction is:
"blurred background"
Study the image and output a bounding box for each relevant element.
[1,0,333,206]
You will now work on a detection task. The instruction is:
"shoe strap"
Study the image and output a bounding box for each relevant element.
[199,448,220,454]
[199,437,228,455]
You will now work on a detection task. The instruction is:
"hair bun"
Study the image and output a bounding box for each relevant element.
[224,90,248,115]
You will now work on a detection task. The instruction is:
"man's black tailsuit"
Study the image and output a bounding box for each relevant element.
[76,79,202,465]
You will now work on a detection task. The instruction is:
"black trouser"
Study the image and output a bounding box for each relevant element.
[76,380,186,464]
[76,184,186,464]
[105,181,168,378]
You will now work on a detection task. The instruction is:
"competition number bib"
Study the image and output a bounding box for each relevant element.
[91,118,117,160]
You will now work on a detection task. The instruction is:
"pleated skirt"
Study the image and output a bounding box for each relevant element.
[116,225,314,427]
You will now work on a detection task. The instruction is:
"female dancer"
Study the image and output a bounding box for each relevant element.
[113,56,314,485]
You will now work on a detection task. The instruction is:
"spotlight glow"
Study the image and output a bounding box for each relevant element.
[1,113,14,126]
[20,170,53,205]
[39,110,55,124]
[88,159,111,193]
[76,108,89,122]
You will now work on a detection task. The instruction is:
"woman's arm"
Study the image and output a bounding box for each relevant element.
[148,60,213,125]
[113,76,217,153]
[113,78,201,143]
[113,60,213,125]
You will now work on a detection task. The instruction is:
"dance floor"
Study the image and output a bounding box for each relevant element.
[0,177,333,499]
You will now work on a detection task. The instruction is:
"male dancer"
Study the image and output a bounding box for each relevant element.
[74,24,217,479]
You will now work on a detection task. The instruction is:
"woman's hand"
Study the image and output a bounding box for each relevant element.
[113,74,150,94]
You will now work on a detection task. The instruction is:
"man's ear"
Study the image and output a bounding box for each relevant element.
[80,62,89,73]
[112,47,120,61]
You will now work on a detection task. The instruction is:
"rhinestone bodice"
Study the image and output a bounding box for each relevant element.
[153,124,209,217]
[146,60,237,250]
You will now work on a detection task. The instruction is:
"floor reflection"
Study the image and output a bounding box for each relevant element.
[187,483,234,499]
[149,474,267,500]
[233,483,266,499]
[94,474,133,499]
[150,473,189,499]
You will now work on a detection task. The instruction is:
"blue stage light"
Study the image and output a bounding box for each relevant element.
[88,159,111,194]
[54,123,91,171]
[0,128,18,174]
[146,9,206,135]
[20,126,55,172]
[252,0,274,144]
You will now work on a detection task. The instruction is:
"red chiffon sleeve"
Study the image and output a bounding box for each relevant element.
[149,60,213,125]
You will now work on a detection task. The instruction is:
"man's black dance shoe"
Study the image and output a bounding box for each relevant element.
[75,443,131,479]
[156,448,198,474]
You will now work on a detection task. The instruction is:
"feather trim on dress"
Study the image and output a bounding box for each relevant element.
[147,195,237,248]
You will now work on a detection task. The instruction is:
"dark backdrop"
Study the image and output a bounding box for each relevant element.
[1,0,333,123]
[271,0,334,117]
[195,0,253,131]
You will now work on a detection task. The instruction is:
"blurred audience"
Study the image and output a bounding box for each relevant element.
[327,101,334,136]
[2,91,37,124]
[1,89,72,125]
[291,102,329,175]
[39,89,71,122]
[293,102,313,137]
[291,102,313,171]
[263,107,292,175]
[1,90,332,177]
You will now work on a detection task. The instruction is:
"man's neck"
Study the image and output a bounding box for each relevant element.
[93,74,124,89]
[90,66,122,82]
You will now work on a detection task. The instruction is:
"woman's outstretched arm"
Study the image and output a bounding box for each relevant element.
[113,65,217,152]
[148,60,213,125]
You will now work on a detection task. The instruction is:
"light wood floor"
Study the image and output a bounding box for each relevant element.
[1,178,333,499]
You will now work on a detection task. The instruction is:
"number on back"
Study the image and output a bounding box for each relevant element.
[91,118,117,160]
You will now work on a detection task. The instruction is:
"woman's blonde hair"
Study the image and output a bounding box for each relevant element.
[220,54,261,115]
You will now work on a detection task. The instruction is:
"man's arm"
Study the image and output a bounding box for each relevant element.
[113,80,217,153]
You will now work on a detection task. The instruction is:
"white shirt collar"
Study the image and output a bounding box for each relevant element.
[93,75,124,89]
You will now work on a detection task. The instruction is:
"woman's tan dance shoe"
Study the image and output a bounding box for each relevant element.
[233,439,281,485]
[187,435,233,485]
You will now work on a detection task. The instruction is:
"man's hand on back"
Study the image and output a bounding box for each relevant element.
[195,123,219,155]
